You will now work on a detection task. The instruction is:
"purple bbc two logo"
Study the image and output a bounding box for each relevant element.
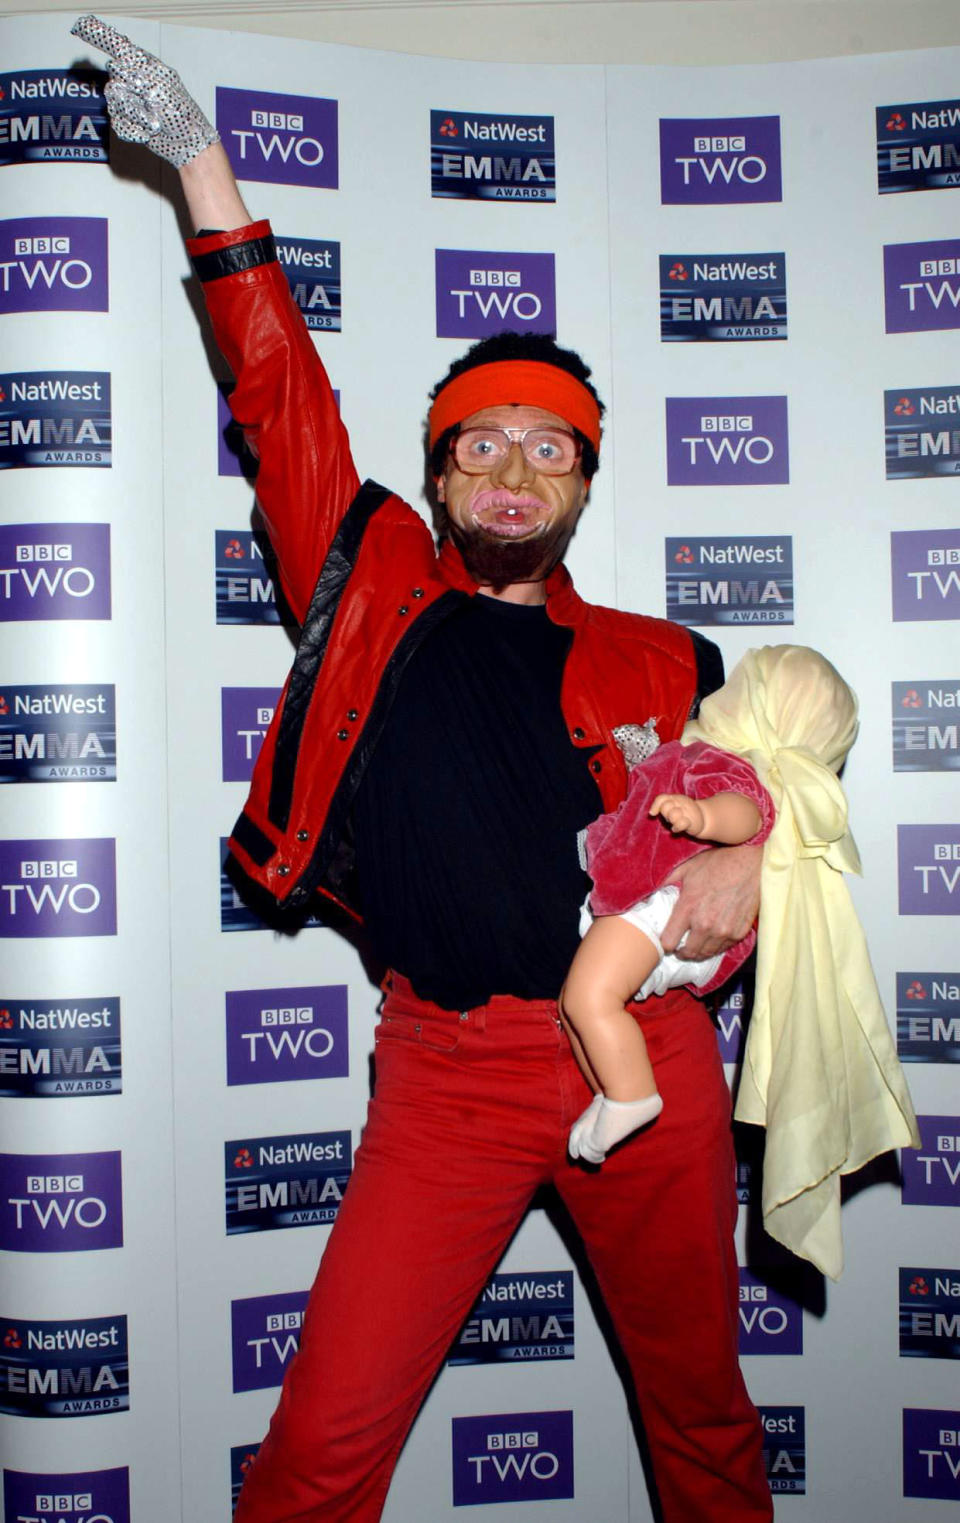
[715,980,747,1063]
[435,250,556,340]
[3,1467,129,1523]
[884,240,960,333]
[451,1411,574,1506]
[903,1408,960,1500]
[221,688,281,781]
[231,1289,308,1392]
[225,985,348,1086]
[659,117,782,205]
[0,218,108,314]
[891,530,960,623]
[902,1116,960,1207]
[0,839,117,939]
[0,1151,122,1252]
[217,88,338,190]
[738,1269,803,1355]
[898,827,960,915]
[0,524,111,623]
[665,397,789,487]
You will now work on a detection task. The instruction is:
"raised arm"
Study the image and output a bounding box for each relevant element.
[71,16,361,622]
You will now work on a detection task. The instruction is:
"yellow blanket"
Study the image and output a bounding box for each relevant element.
[684,645,920,1280]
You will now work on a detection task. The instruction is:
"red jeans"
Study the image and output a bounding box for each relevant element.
[234,976,772,1523]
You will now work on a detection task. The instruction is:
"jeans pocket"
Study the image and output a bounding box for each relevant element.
[375,1012,461,1054]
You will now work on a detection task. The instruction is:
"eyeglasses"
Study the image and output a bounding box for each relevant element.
[450,425,582,477]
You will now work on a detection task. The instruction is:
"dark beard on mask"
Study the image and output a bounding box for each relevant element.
[443,514,577,594]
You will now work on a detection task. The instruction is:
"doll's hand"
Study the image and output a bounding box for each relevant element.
[650,793,706,837]
[72,15,219,166]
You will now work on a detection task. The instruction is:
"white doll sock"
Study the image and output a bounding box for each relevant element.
[568,1091,664,1165]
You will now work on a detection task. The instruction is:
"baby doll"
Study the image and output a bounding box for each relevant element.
[561,731,775,1165]
[562,644,919,1283]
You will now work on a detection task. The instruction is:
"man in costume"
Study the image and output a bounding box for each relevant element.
[73,18,773,1522]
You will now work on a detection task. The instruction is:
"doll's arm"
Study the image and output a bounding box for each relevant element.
[650,790,763,844]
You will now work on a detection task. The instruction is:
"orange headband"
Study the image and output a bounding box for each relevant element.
[428,360,602,451]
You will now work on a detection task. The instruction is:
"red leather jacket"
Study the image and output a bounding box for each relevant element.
[189,221,718,921]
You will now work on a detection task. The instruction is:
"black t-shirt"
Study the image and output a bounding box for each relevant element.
[350,594,603,1009]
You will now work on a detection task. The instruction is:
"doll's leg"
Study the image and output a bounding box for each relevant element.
[558,1008,602,1094]
[561,916,665,1164]
[560,915,660,1101]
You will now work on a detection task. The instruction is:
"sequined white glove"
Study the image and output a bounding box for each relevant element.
[72,14,219,167]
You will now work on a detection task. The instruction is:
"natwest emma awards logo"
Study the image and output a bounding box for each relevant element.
[451,1411,574,1506]
[430,109,555,202]
[659,253,786,342]
[435,250,556,340]
[665,536,793,628]
[0,68,109,167]
[897,973,960,1063]
[759,1407,805,1495]
[0,684,116,783]
[884,239,960,333]
[0,524,111,623]
[0,995,122,1098]
[0,1313,128,1418]
[892,680,960,772]
[660,116,782,204]
[0,371,111,469]
[448,1271,574,1366]
[276,235,341,330]
[3,1468,130,1523]
[225,1131,351,1233]
[217,87,338,190]
[0,218,108,315]
[900,1267,960,1359]
[885,385,960,479]
[215,529,284,624]
[877,98,960,194]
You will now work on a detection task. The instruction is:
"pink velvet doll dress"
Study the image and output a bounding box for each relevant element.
[582,738,776,995]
